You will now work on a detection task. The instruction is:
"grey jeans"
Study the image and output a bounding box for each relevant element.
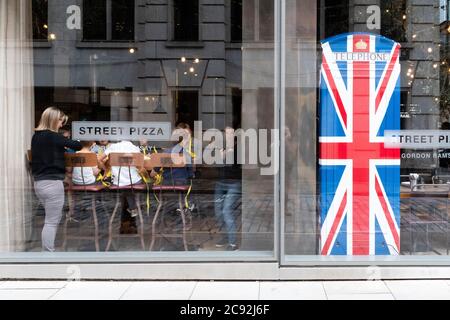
[34,180,65,252]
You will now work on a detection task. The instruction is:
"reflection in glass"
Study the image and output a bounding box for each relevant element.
[0,0,277,255]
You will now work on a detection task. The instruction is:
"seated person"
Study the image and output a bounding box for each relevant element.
[91,140,111,156]
[103,140,147,234]
[151,128,194,186]
[139,139,155,157]
[103,140,144,187]
[71,141,102,186]
[60,125,76,154]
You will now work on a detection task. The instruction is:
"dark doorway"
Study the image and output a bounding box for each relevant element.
[232,88,242,129]
[173,90,199,131]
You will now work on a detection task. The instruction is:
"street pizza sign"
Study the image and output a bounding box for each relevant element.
[72,121,172,141]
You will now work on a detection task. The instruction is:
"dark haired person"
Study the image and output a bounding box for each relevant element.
[59,126,76,154]
[32,107,82,252]
[156,127,194,186]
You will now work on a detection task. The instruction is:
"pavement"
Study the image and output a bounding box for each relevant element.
[1,280,450,300]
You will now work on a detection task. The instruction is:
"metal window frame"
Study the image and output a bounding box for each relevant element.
[278,0,450,268]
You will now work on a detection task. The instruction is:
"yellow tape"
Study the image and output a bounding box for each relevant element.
[188,138,196,159]
[97,169,112,188]
[185,181,193,209]
[138,172,153,215]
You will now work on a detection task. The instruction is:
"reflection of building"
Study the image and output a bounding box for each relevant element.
[33,0,247,131]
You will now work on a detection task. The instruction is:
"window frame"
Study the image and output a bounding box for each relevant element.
[81,0,136,42]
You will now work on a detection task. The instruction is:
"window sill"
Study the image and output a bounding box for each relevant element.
[165,41,204,48]
[33,41,52,48]
[241,41,275,50]
[76,41,136,49]
[226,42,243,50]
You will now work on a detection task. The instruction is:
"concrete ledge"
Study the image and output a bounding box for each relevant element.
[0,263,279,281]
[2,263,450,280]
[280,267,450,281]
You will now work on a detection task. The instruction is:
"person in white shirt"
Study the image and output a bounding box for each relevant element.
[104,140,143,187]
[103,140,144,234]
[72,141,101,186]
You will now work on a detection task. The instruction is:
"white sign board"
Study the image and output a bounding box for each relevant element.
[72,122,172,141]
[385,130,450,149]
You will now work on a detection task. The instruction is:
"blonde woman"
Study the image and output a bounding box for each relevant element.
[31,107,82,252]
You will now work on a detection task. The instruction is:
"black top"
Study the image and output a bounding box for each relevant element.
[217,143,242,183]
[31,130,82,181]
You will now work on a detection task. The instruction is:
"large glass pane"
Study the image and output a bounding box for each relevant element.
[286,0,450,259]
[0,0,276,257]
[284,0,318,255]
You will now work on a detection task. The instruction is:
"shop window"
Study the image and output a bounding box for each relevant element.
[32,0,48,40]
[4,0,276,258]
[173,0,199,41]
[83,0,135,41]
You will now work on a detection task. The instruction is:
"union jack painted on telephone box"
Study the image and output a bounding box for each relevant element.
[319,33,401,256]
